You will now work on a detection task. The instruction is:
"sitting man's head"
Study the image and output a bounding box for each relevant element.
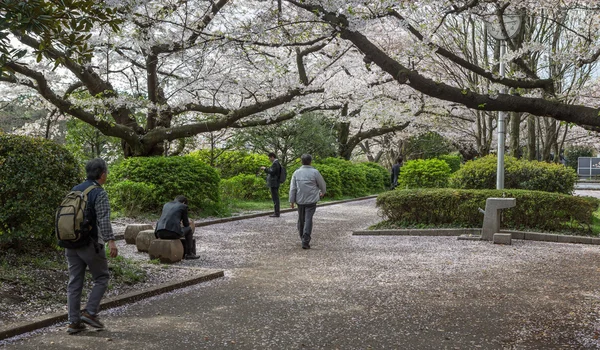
[175,195,188,205]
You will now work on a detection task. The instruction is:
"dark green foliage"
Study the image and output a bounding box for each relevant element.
[357,163,386,193]
[108,156,221,215]
[564,145,595,170]
[319,158,367,197]
[450,155,577,194]
[189,150,269,179]
[312,163,343,199]
[105,180,157,217]
[361,162,391,188]
[398,159,452,189]
[403,131,454,160]
[377,188,600,233]
[0,134,81,247]
[220,174,270,201]
[437,153,462,173]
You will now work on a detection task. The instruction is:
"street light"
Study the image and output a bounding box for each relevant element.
[486,15,521,189]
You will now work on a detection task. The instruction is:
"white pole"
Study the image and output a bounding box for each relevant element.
[497,41,506,190]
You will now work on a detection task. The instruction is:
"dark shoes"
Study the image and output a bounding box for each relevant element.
[81,311,104,329]
[269,214,280,217]
[185,254,200,260]
[67,321,86,334]
[302,244,310,249]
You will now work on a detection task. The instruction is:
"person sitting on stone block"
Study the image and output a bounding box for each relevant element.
[155,195,200,260]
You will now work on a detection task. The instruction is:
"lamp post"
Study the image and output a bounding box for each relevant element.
[486,15,521,189]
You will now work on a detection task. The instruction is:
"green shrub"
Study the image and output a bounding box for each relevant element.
[450,155,576,194]
[360,162,390,189]
[357,163,385,193]
[108,156,221,215]
[312,163,343,199]
[189,149,270,179]
[319,158,367,197]
[377,188,600,233]
[397,158,451,189]
[564,145,595,170]
[437,153,462,173]
[0,134,81,248]
[105,180,157,217]
[220,174,270,201]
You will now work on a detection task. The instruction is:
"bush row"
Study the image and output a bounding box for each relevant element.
[106,156,221,216]
[377,188,599,233]
[0,134,81,247]
[450,155,577,194]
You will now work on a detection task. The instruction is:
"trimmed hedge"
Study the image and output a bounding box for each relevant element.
[437,153,462,173]
[312,163,343,199]
[450,155,577,194]
[358,162,389,191]
[398,158,452,189]
[0,134,81,247]
[377,188,600,233]
[220,174,270,201]
[189,149,270,179]
[108,156,221,215]
[106,180,157,217]
[320,158,367,197]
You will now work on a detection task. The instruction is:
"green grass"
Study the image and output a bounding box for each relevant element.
[591,206,600,235]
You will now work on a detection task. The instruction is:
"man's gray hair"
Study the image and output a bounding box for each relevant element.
[86,158,108,180]
[301,154,312,165]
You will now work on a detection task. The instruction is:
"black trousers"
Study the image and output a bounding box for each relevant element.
[270,186,280,215]
[156,227,194,255]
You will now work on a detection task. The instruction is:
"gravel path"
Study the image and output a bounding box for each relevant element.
[4,198,600,349]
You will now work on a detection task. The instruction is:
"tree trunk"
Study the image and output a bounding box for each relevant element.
[509,112,521,158]
[527,115,536,160]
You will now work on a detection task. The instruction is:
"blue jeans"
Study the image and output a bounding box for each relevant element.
[65,241,109,323]
[297,203,317,245]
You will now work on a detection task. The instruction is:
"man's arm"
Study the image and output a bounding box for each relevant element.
[181,205,190,228]
[289,173,297,208]
[95,190,118,258]
[316,172,326,197]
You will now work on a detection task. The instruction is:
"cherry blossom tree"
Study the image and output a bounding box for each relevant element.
[283,0,600,143]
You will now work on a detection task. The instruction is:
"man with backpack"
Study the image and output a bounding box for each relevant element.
[57,158,118,334]
[260,152,285,217]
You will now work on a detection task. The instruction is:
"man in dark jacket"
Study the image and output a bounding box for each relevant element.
[155,195,199,260]
[64,158,118,334]
[390,156,403,189]
[261,152,282,217]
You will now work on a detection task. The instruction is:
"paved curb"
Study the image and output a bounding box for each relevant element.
[353,228,600,245]
[0,269,224,342]
[353,228,481,236]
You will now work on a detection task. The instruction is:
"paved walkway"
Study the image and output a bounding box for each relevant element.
[5,198,600,349]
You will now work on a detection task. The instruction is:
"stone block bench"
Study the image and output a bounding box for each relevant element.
[136,229,157,252]
[148,239,184,263]
[124,224,154,244]
[482,198,516,242]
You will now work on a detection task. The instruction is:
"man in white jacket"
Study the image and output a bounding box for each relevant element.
[289,154,327,249]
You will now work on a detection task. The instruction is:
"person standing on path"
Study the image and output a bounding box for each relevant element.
[390,156,403,189]
[64,158,118,334]
[261,152,282,217]
[289,154,326,249]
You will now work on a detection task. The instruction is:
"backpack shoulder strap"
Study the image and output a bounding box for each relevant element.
[82,184,100,196]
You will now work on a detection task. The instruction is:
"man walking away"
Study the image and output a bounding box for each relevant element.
[289,154,326,249]
[155,195,200,260]
[64,158,119,334]
[390,156,403,189]
[261,152,282,217]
